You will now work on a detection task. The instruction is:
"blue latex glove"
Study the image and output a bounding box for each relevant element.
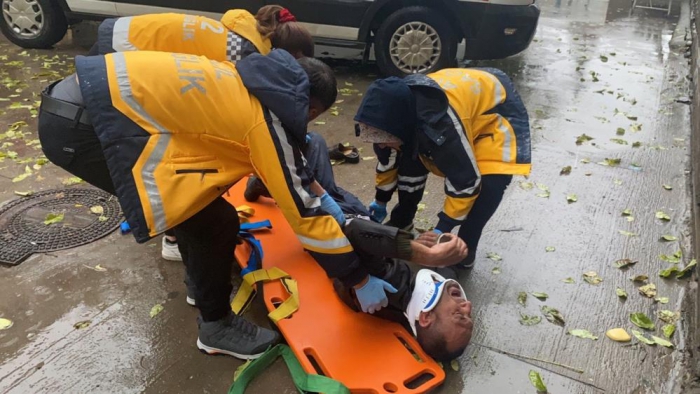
[368,200,387,223]
[305,134,312,143]
[320,192,345,226]
[432,228,442,234]
[355,275,398,314]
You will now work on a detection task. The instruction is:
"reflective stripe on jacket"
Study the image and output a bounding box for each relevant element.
[374,69,531,230]
[75,50,367,287]
[96,10,271,62]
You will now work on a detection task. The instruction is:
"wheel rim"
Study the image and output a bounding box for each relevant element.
[389,21,442,74]
[2,0,44,38]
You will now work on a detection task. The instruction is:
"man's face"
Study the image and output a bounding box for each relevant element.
[308,98,324,122]
[432,282,473,351]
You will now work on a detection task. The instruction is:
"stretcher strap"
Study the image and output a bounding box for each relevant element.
[229,344,350,394]
[231,267,299,323]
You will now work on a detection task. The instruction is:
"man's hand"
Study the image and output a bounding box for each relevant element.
[353,275,398,313]
[411,233,468,267]
[414,231,439,248]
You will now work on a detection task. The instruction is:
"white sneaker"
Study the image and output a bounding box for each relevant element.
[161,237,183,261]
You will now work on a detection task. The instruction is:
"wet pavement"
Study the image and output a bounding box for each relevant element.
[0,0,694,392]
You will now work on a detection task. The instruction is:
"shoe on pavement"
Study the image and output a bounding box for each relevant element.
[161,237,182,262]
[197,312,280,360]
[244,176,271,202]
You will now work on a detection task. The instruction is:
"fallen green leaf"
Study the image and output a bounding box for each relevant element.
[599,158,622,166]
[560,166,572,175]
[610,138,628,145]
[362,156,375,161]
[536,190,551,198]
[662,184,673,191]
[632,141,642,148]
[638,283,657,298]
[619,230,637,237]
[614,179,623,185]
[0,318,12,330]
[583,271,602,285]
[677,259,697,278]
[616,287,628,298]
[90,205,104,215]
[529,370,548,393]
[13,190,31,197]
[630,123,642,132]
[659,250,682,263]
[660,235,678,242]
[450,360,460,371]
[486,252,502,261]
[43,212,64,225]
[600,55,609,62]
[416,203,426,212]
[631,275,649,283]
[621,209,633,216]
[568,329,598,340]
[659,266,680,278]
[98,215,108,222]
[631,330,656,345]
[655,297,669,304]
[73,320,91,329]
[545,246,556,252]
[581,158,591,164]
[562,277,575,284]
[149,303,164,318]
[662,324,676,338]
[658,310,680,324]
[314,121,326,125]
[566,194,578,203]
[616,127,626,136]
[62,176,83,185]
[520,181,534,190]
[492,267,501,275]
[651,335,674,348]
[519,313,542,326]
[655,211,671,221]
[630,312,655,330]
[541,306,565,326]
[531,292,549,301]
[518,292,527,306]
[575,133,594,145]
[613,259,637,269]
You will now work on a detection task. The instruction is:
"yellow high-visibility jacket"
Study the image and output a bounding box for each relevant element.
[373,68,531,231]
[75,50,366,286]
[96,10,271,62]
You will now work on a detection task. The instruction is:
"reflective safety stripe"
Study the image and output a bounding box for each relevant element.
[269,112,320,209]
[446,107,480,195]
[297,234,351,250]
[377,149,397,172]
[497,115,513,164]
[377,180,397,191]
[112,17,136,52]
[398,175,428,183]
[112,52,170,233]
[398,183,426,193]
[490,72,505,108]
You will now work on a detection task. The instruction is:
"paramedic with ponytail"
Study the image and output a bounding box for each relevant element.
[92,5,314,60]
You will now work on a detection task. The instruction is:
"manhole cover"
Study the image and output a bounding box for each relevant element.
[0,188,122,265]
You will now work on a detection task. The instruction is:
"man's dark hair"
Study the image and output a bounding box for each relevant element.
[297,57,337,110]
[416,324,467,362]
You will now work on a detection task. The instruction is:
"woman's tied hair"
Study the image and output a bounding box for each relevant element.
[255,5,314,58]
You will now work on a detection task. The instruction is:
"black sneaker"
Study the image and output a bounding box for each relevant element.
[196,312,280,359]
[244,176,271,202]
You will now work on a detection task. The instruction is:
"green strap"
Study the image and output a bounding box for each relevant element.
[229,345,350,394]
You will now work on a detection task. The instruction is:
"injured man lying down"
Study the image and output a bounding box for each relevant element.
[335,218,473,362]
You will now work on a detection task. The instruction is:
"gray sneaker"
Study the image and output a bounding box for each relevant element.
[197,312,280,359]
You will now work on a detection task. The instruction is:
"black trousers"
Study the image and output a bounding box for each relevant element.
[38,106,235,322]
[387,155,513,254]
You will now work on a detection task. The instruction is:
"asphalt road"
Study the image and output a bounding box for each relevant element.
[0,0,695,392]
